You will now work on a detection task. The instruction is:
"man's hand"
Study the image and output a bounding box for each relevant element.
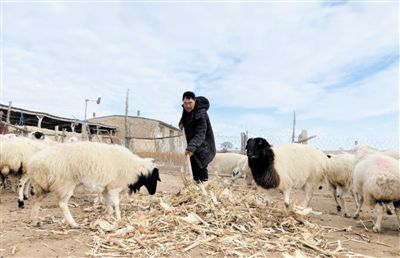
[185,150,193,157]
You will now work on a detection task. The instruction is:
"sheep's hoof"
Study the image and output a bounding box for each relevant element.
[336,206,342,212]
[32,221,42,228]
[386,209,393,215]
[372,225,381,233]
[23,194,28,200]
[318,186,323,190]
[69,223,80,229]
[344,213,351,218]
[18,200,25,209]
[353,214,359,219]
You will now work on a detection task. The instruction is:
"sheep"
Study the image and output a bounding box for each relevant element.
[327,151,393,217]
[0,137,47,197]
[208,153,248,177]
[232,165,254,186]
[325,153,355,217]
[352,146,400,232]
[246,137,329,208]
[27,141,161,228]
[17,135,81,208]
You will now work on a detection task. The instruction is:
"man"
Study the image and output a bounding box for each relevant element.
[179,91,216,182]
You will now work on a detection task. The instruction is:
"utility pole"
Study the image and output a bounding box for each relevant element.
[124,89,129,148]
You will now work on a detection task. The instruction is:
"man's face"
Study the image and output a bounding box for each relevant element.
[183,98,196,112]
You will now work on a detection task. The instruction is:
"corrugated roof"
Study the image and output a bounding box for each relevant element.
[0,103,117,133]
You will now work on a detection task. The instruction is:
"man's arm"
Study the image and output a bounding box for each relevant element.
[186,116,207,154]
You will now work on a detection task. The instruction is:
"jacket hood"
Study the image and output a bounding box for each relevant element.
[194,96,210,112]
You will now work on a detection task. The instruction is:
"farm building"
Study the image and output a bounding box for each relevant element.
[0,103,184,153]
[89,115,184,153]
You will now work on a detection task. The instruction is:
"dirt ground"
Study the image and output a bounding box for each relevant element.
[1,165,399,257]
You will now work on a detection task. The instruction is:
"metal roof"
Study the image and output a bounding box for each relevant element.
[0,103,117,134]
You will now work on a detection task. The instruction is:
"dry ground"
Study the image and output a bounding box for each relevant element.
[1,165,399,257]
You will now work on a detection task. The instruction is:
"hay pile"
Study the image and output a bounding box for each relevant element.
[82,176,350,257]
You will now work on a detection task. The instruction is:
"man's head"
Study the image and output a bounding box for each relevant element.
[182,91,196,112]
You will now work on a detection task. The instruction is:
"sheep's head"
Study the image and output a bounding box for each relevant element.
[231,168,243,180]
[246,137,272,159]
[31,131,45,140]
[129,168,161,195]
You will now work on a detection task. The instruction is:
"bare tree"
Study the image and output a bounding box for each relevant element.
[220,141,234,152]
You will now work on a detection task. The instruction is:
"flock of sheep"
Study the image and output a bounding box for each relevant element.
[1,132,399,234]
[213,137,400,233]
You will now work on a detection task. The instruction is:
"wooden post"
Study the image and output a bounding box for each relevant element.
[70,123,75,133]
[62,128,67,143]
[36,115,44,128]
[240,131,248,154]
[5,101,12,133]
[124,88,129,148]
[55,126,59,141]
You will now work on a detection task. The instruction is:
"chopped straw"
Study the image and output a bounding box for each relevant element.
[30,176,370,257]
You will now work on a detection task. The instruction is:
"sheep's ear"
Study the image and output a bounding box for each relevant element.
[257,138,264,146]
[153,168,161,182]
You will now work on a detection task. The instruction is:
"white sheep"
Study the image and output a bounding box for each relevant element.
[0,137,48,201]
[325,153,355,217]
[27,141,161,228]
[246,137,329,208]
[352,146,400,232]
[208,153,248,177]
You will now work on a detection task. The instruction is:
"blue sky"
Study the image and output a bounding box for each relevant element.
[1,1,399,150]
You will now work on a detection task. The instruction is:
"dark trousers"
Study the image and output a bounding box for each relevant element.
[190,156,208,182]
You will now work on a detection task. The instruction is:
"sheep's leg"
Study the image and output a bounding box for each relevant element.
[30,184,46,226]
[394,201,400,231]
[102,191,113,216]
[0,173,7,189]
[245,169,253,186]
[381,202,392,215]
[331,186,341,212]
[353,194,363,219]
[301,183,313,208]
[58,190,78,228]
[23,180,31,199]
[337,187,350,217]
[108,189,121,220]
[373,203,385,233]
[283,189,291,208]
[17,175,30,208]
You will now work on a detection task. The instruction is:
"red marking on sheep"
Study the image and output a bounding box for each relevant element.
[376,158,389,171]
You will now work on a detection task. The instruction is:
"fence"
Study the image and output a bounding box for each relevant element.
[3,121,397,154]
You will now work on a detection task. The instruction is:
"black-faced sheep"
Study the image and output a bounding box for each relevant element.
[246,137,329,208]
[27,141,161,228]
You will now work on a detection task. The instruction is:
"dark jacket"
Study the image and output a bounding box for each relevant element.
[179,96,216,168]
